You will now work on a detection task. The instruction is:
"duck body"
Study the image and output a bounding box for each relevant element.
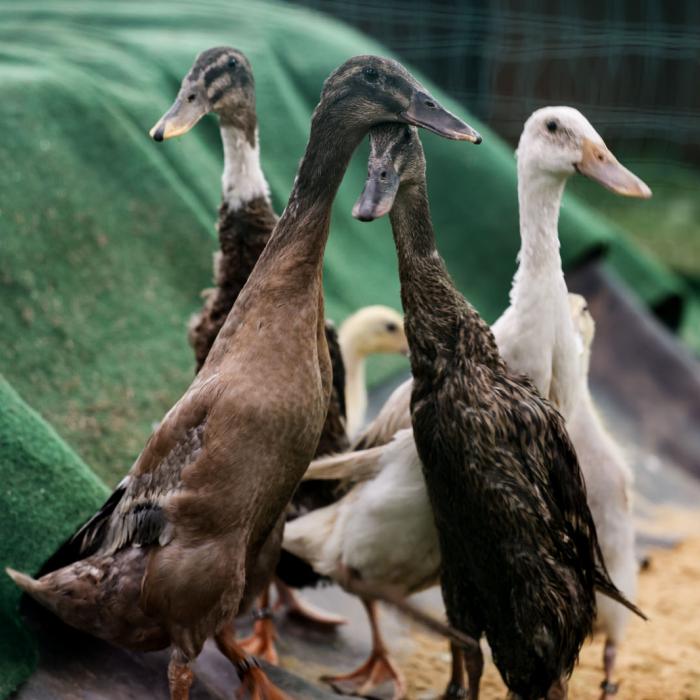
[14,261,330,659]
[149,48,348,613]
[410,335,594,697]
[284,428,440,594]
[357,124,624,699]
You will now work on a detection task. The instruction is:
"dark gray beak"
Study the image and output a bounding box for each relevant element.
[401,92,482,143]
[352,168,401,222]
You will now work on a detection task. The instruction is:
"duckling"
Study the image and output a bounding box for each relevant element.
[567,294,637,700]
[7,56,481,700]
[350,123,643,700]
[339,305,408,439]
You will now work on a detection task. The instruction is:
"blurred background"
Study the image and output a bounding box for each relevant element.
[1,1,699,699]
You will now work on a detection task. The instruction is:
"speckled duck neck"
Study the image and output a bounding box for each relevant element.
[390,179,501,375]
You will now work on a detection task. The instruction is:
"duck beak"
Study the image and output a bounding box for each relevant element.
[352,167,400,222]
[149,95,207,142]
[575,139,652,198]
[402,92,482,143]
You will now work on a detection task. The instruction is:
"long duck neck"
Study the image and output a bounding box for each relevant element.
[255,108,363,279]
[390,180,501,374]
[510,166,568,307]
[340,340,368,438]
[233,105,364,325]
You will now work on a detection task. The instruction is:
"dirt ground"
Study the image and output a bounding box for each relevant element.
[402,508,700,700]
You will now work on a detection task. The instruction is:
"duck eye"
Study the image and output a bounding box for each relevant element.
[385,322,398,333]
[228,57,237,68]
[362,66,379,82]
[187,93,196,103]
[546,120,558,133]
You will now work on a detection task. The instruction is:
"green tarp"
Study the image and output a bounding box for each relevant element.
[0,1,692,695]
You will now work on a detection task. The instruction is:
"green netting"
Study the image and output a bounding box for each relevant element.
[0,1,693,694]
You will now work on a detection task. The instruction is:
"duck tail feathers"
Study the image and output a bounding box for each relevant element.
[595,571,647,620]
[6,567,47,605]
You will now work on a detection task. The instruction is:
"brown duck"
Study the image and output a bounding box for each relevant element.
[149,48,347,459]
[148,48,349,658]
[352,123,644,700]
[7,57,480,700]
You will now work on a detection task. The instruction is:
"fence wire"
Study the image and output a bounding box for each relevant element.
[291,0,700,151]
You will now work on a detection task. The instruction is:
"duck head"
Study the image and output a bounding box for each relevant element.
[352,123,424,221]
[316,56,481,144]
[150,47,256,143]
[340,305,409,357]
[516,106,651,198]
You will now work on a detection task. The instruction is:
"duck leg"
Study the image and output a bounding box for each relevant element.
[600,638,619,699]
[215,626,292,700]
[239,588,280,664]
[168,649,194,700]
[321,598,406,700]
[442,644,467,698]
[463,643,484,700]
[274,577,348,627]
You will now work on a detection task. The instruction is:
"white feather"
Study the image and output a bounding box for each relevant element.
[284,430,440,593]
[221,126,270,210]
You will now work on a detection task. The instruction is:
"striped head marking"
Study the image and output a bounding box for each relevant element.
[150,47,256,144]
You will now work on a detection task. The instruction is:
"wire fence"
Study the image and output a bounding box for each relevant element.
[291,0,700,153]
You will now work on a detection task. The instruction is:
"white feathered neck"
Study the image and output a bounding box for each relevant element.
[494,154,581,418]
[220,126,271,210]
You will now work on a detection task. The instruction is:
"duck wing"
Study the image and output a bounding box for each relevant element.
[514,383,646,620]
[353,377,412,449]
[303,442,386,483]
[43,386,212,573]
[39,477,130,575]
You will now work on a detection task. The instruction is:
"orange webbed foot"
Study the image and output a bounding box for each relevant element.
[239,608,279,665]
[236,659,292,700]
[321,649,406,700]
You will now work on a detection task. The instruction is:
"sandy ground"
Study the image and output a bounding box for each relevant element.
[401,511,700,700]
[401,508,700,700]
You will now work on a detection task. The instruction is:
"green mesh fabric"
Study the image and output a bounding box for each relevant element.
[0,377,108,697]
[0,1,692,694]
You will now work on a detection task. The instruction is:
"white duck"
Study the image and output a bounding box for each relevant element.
[339,305,408,439]
[567,294,638,699]
[287,107,650,699]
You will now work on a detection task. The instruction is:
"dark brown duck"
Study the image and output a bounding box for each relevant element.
[353,123,643,700]
[7,57,480,700]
